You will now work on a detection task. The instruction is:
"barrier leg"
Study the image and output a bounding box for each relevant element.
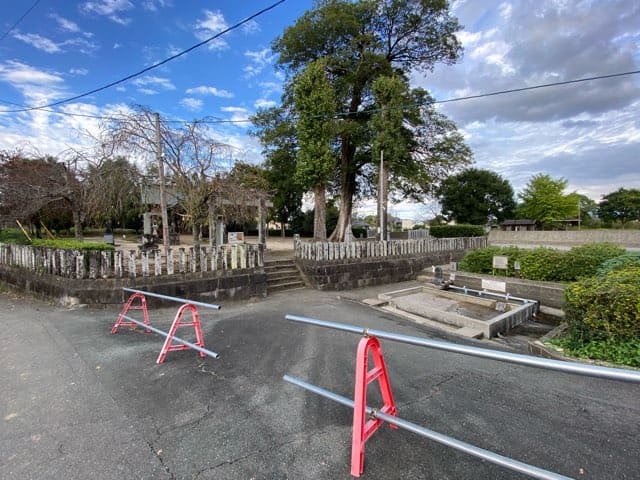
[351,336,397,477]
[156,304,206,364]
[111,293,151,334]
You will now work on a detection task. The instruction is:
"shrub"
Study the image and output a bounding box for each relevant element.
[564,266,640,343]
[519,247,567,281]
[596,252,640,277]
[561,242,625,280]
[429,224,485,238]
[458,246,524,275]
[0,228,30,244]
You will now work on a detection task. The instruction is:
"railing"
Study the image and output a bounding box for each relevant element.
[407,229,430,240]
[0,242,264,279]
[294,236,486,262]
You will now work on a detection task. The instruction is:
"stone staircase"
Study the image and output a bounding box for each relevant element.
[264,259,305,294]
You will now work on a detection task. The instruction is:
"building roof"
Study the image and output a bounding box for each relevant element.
[501,219,536,226]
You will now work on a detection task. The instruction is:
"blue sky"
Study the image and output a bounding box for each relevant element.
[0,0,639,220]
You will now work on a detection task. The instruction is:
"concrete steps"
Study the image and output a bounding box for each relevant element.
[264,259,305,293]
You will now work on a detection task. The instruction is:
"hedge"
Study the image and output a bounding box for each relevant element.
[564,266,640,343]
[459,242,628,282]
[596,252,640,276]
[429,224,485,238]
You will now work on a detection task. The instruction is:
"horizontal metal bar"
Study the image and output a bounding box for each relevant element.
[284,315,640,384]
[446,285,533,304]
[123,288,221,310]
[121,314,219,359]
[283,375,573,480]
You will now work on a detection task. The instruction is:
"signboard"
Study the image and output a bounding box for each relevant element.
[482,279,507,293]
[492,255,509,270]
[228,232,245,244]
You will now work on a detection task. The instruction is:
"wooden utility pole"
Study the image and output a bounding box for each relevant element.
[155,112,170,254]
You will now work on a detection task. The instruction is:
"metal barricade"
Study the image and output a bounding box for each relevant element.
[283,314,640,479]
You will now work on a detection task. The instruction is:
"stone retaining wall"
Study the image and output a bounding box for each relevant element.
[297,252,466,291]
[449,272,566,309]
[489,229,640,248]
[0,264,266,307]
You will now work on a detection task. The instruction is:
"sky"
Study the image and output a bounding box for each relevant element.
[0,0,638,221]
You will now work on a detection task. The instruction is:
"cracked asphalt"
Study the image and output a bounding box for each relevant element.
[1,282,639,479]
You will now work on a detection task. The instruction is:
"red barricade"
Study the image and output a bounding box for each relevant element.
[111,292,151,334]
[351,336,397,477]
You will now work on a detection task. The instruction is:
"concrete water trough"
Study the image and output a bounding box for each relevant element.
[378,284,539,339]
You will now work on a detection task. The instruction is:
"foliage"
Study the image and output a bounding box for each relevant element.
[596,252,640,276]
[566,192,598,227]
[262,0,470,241]
[458,246,525,274]
[429,224,485,238]
[561,242,625,279]
[564,266,640,344]
[516,174,577,227]
[0,228,30,244]
[519,247,567,281]
[31,239,115,251]
[598,188,640,226]
[459,242,625,281]
[547,337,640,368]
[292,59,338,240]
[437,168,516,224]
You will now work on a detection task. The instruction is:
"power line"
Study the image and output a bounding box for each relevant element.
[0,0,41,43]
[0,0,286,114]
[1,68,638,124]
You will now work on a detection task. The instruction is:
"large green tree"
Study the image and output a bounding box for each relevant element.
[516,174,577,227]
[598,188,640,226]
[250,109,304,237]
[262,0,469,241]
[437,168,516,224]
[292,59,338,240]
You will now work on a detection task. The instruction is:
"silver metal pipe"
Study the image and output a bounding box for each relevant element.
[123,288,221,310]
[283,375,573,480]
[284,315,640,384]
[446,284,532,304]
[121,314,220,359]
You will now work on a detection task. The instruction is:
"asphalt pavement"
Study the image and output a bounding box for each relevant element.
[1,283,638,479]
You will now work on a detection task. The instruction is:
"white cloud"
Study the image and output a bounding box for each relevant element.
[113,42,122,49]
[132,75,176,91]
[142,0,171,12]
[195,10,229,51]
[242,20,260,34]
[185,85,234,98]
[0,61,63,86]
[12,32,61,53]
[259,81,281,97]
[243,48,275,78]
[180,97,203,111]
[81,0,134,25]
[69,68,89,75]
[254,98,276,109]
[50,13,81,33]
[220,106,250,123]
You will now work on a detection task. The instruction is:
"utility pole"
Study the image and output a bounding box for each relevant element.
[155,112,170,255]
[378,149,388,241]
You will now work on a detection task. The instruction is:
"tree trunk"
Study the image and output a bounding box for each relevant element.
[329,143,357,242]
[313,184,327,241]
[72,209,83,240]
[280,222,286,238]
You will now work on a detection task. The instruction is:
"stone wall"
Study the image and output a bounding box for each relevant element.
[489,229,640,248]
[297,252,466,291]
[0,264,266,307]
[449,271,566,309]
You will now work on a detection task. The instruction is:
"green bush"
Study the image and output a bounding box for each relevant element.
[0,228,30,244]
[561,242,625,280]
[458,246,524,275]
[564,266,640,343]
[548,337,640,368]
[596,252,640,276]
[519,247,568,281]
[429,224,485,238]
